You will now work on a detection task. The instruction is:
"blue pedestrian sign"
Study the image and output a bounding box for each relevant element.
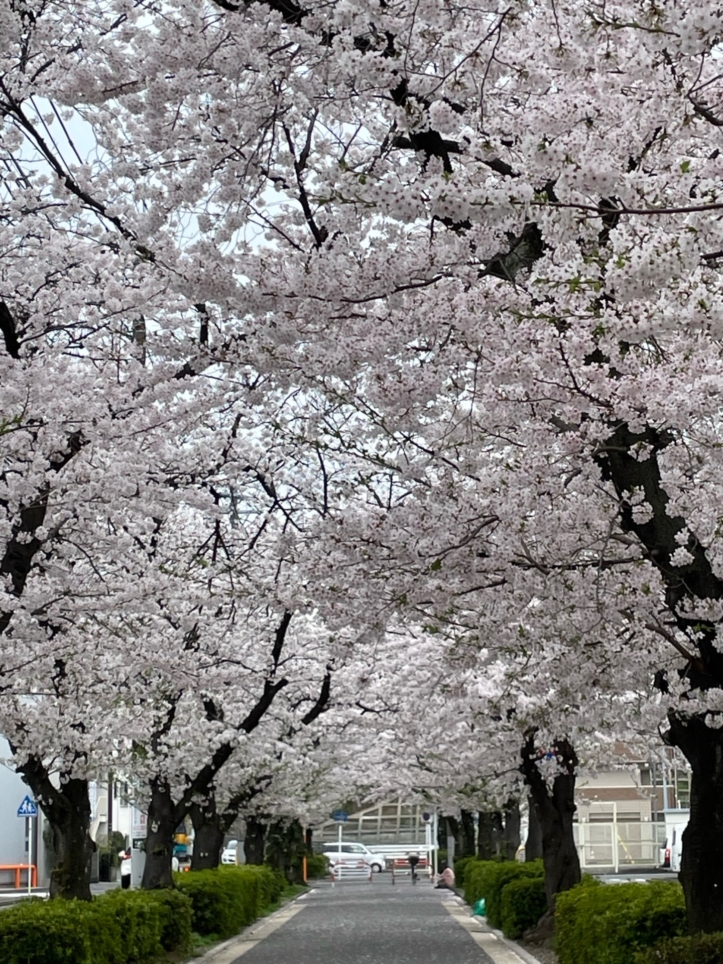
[17,795,37,817]
[332,810,349,822]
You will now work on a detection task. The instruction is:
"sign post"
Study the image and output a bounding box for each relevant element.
[17,795,38,895]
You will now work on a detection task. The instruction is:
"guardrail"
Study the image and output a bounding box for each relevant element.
[329,860,373,884]
[0,864,37,888]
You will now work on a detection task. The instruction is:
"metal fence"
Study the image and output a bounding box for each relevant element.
[574,821,667,871]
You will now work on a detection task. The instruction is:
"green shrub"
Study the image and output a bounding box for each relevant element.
[143,888,194,952]
[500,875,548,939]
[464,859,497,905]
[482,861,544,929]
[239,864,285,905]
[175,866,262,938]
[0,899,91,964]
[93,889,163,963]
[635,932,723,964]
[0,888,193,964]
[454,856,478,889]
[83,896,125,964]
[306,853,328,878]
[556,880,686,964]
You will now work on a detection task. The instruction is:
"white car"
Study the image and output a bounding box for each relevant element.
[221,840,239,865]
[322,841,384,873]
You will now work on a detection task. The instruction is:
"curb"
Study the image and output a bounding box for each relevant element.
[447,893,549,964]
[195,888,311,962]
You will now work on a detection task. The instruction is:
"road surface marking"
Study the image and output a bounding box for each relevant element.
[203,905,305,963]
[443,903,528,964]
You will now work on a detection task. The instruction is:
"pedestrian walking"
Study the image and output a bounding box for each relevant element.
[120,849,132,890]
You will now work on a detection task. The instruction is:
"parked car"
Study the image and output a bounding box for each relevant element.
[322,841,384,873]
[221,839,239,865]
[660,824,686,872]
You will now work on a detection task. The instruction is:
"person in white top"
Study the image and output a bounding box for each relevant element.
[119,850,132,890]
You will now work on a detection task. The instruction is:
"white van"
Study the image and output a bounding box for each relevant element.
[661,823,686,873]
[322,841,384,873]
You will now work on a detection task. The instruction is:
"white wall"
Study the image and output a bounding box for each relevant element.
[0,737,48,887]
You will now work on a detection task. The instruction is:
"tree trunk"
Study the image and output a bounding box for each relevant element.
[503,799,521,861]
[477,811,503,860]
[521,734,581,910]
[189,799,225,871]
[445,815,464,859]
[667,714,723,933]
[266,819,304,882]
[460,809,476,858]
[18,758,93,900]
[596,424,723,933]
[437,817,448,852]
[244,816,267,865]
[141,779,179,889]
[525,794,543,861]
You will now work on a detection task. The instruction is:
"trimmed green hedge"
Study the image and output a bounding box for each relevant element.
[464,860,544,929]
[175,865,284,938]
[0,887,191,964]
[635,932,723,964]
[306,853,328,878]
[146,888,194,953]
[500,875,547,939]
[94,889,163,962]
[0,899,92,964]
[464,859,497,906]
[556,880,687,964]
[243,865,285,906]
[453,856,478,889]
[484,861,544,929]
[0,864,284,963]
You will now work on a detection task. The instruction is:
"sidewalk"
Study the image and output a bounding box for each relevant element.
[196,880,550,964]
[0,879,120,908]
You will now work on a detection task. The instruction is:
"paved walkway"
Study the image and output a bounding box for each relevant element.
[205,881,539,964]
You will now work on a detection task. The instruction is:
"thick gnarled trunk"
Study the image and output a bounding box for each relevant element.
[266,819,304,883]
[597,423,723,932]
[189,795,226,871]
[503,799,521,861]
[460,809,476,858]
[521,734,581,910]
[669,715,723,934]
[142,780,179,890]
[18,759,93,900]
[191,811,225,871]
[477,810,503,860]
[525,794,543,861]
[244,816,267,865]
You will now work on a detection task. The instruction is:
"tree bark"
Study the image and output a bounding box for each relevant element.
[667,714,723,933]
[460,809,476,858]
[18,758,93,900]
[142,779,179,889]
[445,815,464,859]
[477,811,503,860]
[503,799,522,861]
[244,816,267,865]
[521,733,581,910]
[266,819,304,882]
[525,794,544,861]
[189,798,225,871]
[595,423,723,932]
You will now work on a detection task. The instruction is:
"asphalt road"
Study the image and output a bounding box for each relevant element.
[222,881,512,964]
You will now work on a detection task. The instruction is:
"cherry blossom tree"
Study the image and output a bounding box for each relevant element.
[8,0,723,930]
